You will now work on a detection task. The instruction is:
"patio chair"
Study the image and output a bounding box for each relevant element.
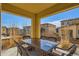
[51,50,65,56]
[66,44,77,56]
[14,40,41,56]
[13,40,31,56]
[49,45,77,56]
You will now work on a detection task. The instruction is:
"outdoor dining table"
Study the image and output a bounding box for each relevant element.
[22,39,58,53]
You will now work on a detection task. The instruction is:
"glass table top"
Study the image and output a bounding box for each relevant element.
[22,39,58,52]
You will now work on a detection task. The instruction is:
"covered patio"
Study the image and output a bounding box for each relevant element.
[1,3,79,56]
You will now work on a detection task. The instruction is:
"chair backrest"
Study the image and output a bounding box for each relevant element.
[13,40,31,56]
[18,44,31,56]
[67,45,77,56]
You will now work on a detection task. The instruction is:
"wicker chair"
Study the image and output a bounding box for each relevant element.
[66,44,77,56]
[14,40,42,56]
[51,44,77,56]
[13,40,30,56]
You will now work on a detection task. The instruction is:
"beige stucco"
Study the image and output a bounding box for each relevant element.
[59,25,79,44]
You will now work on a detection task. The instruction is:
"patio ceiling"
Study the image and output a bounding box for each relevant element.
[2,3,79,18]
[11,3,56,14]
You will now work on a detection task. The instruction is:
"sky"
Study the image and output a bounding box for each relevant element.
[41,8,79,27]
[1,7,79,29]
[1,12,31,29]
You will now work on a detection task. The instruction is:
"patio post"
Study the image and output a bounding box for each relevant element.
[31,14,40,47]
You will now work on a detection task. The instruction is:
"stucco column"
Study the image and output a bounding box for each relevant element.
[0,14,1,56]
[31,14,40,47]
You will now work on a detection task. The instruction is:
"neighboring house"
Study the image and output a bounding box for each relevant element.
[8,27,22,36]
[61,18,79,27]
[22,23,59,40]
[59,18,79,44]
[41,23,60,41]
[41,23,56,36]
[1,27,23,49]
[23,23,58,37]
[23,26,31,36]
[2,26,8,36]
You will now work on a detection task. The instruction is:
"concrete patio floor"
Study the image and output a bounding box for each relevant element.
[1,47,18,56]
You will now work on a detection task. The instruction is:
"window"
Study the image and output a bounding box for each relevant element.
[68,30,73,39]
[69,21,72,25]
[65,22,69,26]
[61,22,64,25]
